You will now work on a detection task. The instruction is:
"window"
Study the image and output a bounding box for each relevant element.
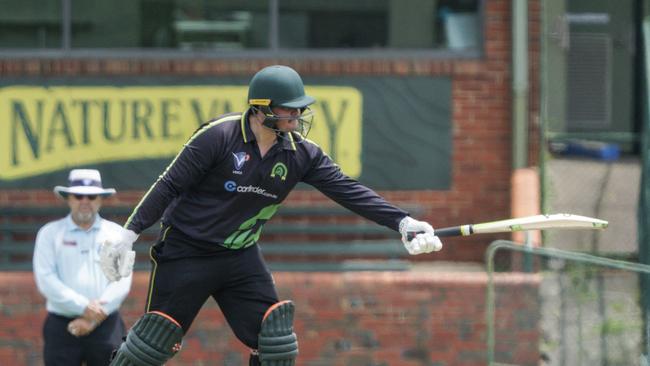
[0,0,481,54]
[0,1,63,48]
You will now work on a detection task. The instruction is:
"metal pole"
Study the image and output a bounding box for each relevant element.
[641,17,650,365]
[269,0,279,50]
[512,0,529,169]
[61,0,72,50]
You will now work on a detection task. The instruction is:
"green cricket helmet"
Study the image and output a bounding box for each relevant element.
[248,65,315,109]
[248,65,315,141]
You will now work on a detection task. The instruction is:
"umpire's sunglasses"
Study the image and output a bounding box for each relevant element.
[72,194,98,201]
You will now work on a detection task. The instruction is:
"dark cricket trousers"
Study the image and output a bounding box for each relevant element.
[43,312,126,366]
[145,225,280,350]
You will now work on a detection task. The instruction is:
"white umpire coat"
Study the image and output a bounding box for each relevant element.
[33,214,132,317]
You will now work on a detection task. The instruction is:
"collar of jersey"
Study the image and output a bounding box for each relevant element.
[240,111,297,151]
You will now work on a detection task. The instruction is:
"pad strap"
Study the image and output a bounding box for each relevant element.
[110,311,183,366]
[258,300,299,366]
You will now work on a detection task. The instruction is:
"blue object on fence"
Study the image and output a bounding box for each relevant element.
[549,140,621,161]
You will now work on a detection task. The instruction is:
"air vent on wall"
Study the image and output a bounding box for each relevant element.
[567,33,612,130]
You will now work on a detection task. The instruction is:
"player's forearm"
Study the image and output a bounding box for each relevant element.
[125,179,176,233]
[318,178,408,231]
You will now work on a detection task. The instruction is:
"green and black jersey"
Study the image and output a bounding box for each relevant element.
[125,110,408,256]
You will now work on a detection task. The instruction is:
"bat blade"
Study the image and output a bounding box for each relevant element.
[433,213,608,238]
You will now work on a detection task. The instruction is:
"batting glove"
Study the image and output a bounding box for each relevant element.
[100,228,138,282]
[399,216,443,255]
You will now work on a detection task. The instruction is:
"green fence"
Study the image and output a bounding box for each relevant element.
[487,240,650,366]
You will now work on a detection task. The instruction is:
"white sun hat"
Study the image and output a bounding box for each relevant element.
[53,169,116,198]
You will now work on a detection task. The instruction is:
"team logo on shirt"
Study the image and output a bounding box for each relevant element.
[232,152,250,174]
[224,180,237,192]
[270,162,288,181]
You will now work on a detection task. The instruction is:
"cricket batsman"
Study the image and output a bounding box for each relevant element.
[100,64,443,365]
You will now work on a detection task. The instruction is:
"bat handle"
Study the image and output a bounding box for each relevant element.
[406,226,468,240]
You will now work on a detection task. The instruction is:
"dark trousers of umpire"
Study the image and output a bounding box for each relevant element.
[43,312,126,366]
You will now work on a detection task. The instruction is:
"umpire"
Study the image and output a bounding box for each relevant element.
[100,64,443,366]
[33,169,132,366]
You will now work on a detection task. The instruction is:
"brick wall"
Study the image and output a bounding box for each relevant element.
[0,271,540,366]
[0,0,540,263]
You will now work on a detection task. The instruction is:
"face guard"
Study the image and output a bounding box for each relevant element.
[247,65,316,142]
[250,105,315,142]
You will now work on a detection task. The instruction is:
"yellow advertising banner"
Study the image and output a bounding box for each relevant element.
[1,85,362,180]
